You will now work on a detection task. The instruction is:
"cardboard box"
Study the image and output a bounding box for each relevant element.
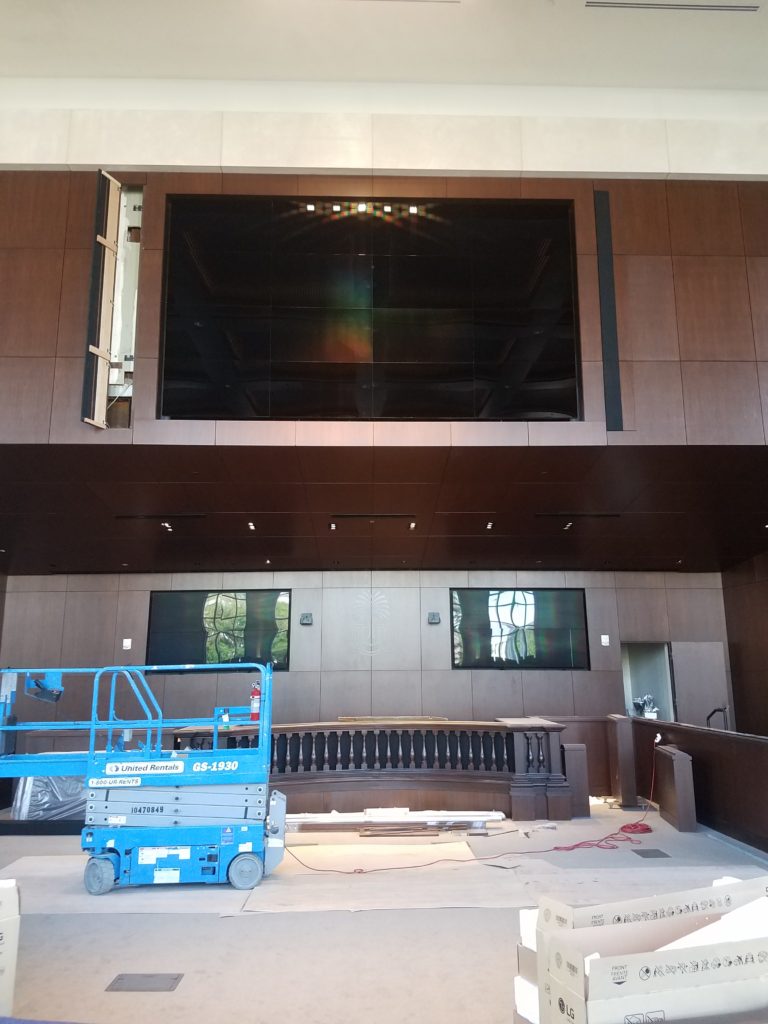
[546,897,768,1024]
[535,875,768,1024]
[0,880,19,1017]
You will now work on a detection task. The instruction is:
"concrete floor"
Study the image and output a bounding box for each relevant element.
[2,806,768,1024]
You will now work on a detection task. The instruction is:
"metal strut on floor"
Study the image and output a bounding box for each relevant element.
[0,662,286,894]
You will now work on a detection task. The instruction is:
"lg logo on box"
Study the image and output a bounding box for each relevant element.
[558,997,575,1020]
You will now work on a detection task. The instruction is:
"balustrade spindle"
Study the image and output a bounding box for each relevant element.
[525,733,534,770]
[493,731,506,771]
[276,733,288,773]
[424,730,436,769]
[537,733,546,770]
[482,731,493,771]
[436,730,448,769]
[352,731,364,770]
[288,733,300,773]
[340,730,352,770]
[377,729,389,770]
[389,730,400,769]
[401,730,413,768]
[470,730,482,770]
[448,730,459,769]
[327,731,338,770]
[315,730,327,772]
[413,730,424,768]
[365,730,376,769]
[459,730,470,769]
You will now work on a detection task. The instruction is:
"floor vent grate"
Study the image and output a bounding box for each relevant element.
[106,974,183,992]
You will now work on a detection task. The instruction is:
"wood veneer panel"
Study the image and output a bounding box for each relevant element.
[222,174,299,195]
[739,182,768,257]
[56,249,91,357]
[0,249,64,357]
[673,256,755,361]
[0,171,69,249]
[141,172,223,250]
[594,179,670,256]
[134,249,163,360]
[667,181,743,256]
[445,177,521,198]
[576,253,602,362]
[615,361,686,445]
[0,357,56,443]
[616,586,670,641]
[521,178,596,254]
[64,172,98,249]
[747,257,768,360]
[299,175,374,198]
[681,361,765,445]
[371,176,447,198]
[665,588,727,643]
[615,255,679,361]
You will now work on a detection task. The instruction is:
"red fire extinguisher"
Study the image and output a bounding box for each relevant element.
[250,680,261,723]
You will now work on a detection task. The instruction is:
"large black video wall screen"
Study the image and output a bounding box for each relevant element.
[451,588,589,670]
[160,196,581,421]
[147,590,290,669]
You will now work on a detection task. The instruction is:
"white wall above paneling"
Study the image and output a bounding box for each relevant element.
[1,81,767,178]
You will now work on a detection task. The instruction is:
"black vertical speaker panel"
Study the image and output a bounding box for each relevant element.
[594,190,623,431]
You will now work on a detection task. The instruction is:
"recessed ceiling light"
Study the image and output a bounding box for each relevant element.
[248,522,255,531]
[330,522,337,531]
[306,203,315,212]
[265,559,271,565]
[409,521,416,530]
[408,205,418,215]
[486,521,494,530]
[383,204,392,213]
[563,521,573,530]
[332,203,341,212]
[357,202,368,213]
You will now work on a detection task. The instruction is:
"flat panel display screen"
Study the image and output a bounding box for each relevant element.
[147,590,290,669]
[451,588,589,670]
[161,196,581,421]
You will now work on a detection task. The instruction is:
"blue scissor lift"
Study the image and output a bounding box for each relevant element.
[0,662,285,894]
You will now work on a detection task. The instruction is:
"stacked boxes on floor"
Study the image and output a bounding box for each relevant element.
[513,875,768,1024]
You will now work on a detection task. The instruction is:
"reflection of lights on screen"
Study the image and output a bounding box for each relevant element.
[306,203,315,212]
[486,521,494,530]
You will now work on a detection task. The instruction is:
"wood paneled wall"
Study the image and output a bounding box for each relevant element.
[1,171,768,447]
[722,554,768,736]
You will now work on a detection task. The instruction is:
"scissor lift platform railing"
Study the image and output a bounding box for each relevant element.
[0,662,286,893]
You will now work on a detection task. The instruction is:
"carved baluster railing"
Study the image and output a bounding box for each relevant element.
[301,731,314,771]
[413,730,423,768]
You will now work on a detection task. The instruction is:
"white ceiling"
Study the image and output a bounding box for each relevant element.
[0,0,767,91]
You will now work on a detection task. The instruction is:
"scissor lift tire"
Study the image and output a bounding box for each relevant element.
[84,855,115,895]
[227,852,264,890]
